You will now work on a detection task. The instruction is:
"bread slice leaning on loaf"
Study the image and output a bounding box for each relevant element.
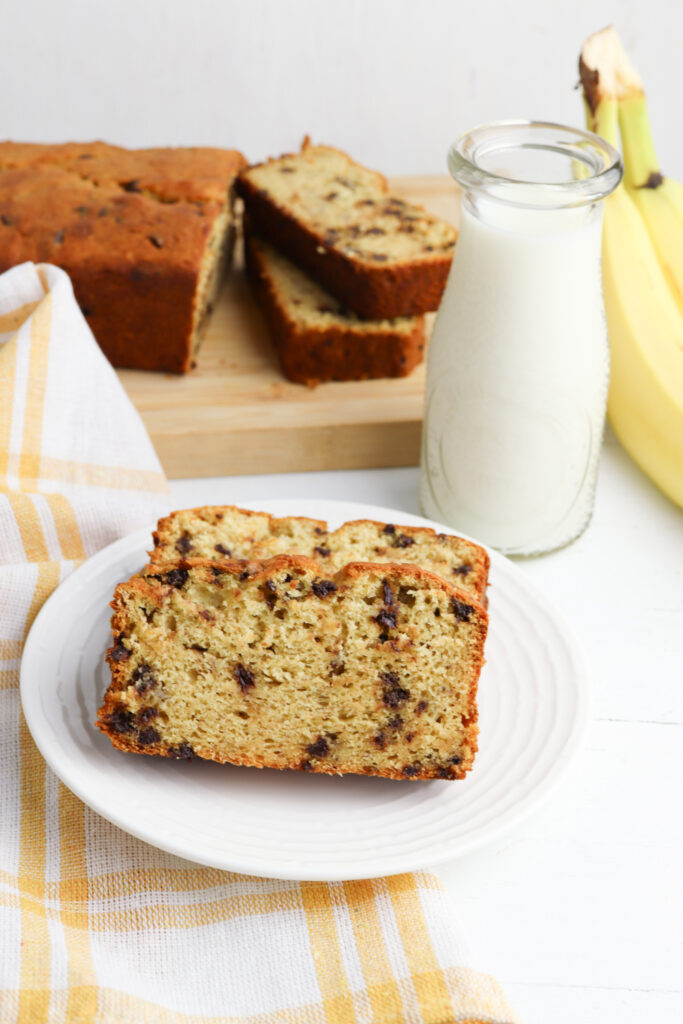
[244,229,425,385]
[149,504,490,602]
[237,138,457,320]
[97,556,488,780]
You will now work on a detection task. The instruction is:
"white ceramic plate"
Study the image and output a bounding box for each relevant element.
[21,499,588,880]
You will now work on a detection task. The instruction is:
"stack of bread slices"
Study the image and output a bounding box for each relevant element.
[97,505,489,782]
[237,138,457,386]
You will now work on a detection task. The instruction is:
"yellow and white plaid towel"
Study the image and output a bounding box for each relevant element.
[0,262,519,1024]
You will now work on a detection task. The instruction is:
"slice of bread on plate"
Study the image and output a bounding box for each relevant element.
[149,504,490,602]
[97,556,487,780]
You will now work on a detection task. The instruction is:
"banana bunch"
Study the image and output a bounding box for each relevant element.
[579,27,683,508]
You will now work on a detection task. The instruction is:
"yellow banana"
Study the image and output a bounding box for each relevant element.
[580,27,683,508]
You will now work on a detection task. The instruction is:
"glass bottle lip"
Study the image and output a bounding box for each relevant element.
[448,119,623,209]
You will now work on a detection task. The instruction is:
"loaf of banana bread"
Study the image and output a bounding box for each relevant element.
[237,138,457,319]
[244,229,425,385]
[0,141,246,372]
[149,504,490,601]
[97,556,487,780]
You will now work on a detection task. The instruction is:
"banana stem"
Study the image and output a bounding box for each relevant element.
[618,93,661,189]
[587,95,620,151]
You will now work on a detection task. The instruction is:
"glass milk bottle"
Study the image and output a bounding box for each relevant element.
[419,121,622,554]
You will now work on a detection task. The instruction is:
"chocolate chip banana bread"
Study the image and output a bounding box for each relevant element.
[245,229,425,385]
[150,505,489,602]
[237,138,457,319]
[97,556,487,780]
[0,141,246,372]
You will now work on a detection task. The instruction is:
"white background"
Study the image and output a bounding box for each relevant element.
[3,0,682,177]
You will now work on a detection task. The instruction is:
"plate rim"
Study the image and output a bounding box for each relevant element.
[20,497,590,880]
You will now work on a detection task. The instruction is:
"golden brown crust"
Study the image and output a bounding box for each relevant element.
[237,142,455,319]
[0,141,246,373]
[244,229,425,385]
[98,555,487,781]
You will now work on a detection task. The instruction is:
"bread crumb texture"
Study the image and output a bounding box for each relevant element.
[150,505,490,602]
[98,556,488,781]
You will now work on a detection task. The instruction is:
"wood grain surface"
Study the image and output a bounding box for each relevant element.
[116,176,460,479]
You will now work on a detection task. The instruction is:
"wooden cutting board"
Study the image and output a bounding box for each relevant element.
[117,175,460,479]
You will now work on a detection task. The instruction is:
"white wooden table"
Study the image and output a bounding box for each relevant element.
[169,426,683,1024]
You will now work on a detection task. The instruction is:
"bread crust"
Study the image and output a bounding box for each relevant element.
[0,142,246,373]
[244,229,425,385]
[98,555,487,781]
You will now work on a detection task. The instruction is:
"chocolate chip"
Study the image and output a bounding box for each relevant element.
[392,534,415,549]
[166,568,188,589]
[415,700,428,714]
[1,214,14,226]
[110,636,131,662]
[190,644,207,652]
[381,672,410,707]
[78,153,94,160]
[306,736,329,758]
[312,578,337,598]
[168,742,195,760]
[330,658,346,676]
[122,179,141,192]
[148,234,164,248]
[97,207,109,217]
[75,205,89,214]
[279,166,295,173]
[453,563,472,577]
[314,526,325,536]
[324,191,338,200]
[434,607,441,617]
[175,532,192,555]
[387,714,403,731]
[53,230,65,244]
[437,766,452,779]
[210,566,225,579]
[132,664,157,693]
[239,570,250,581]
[137,706,159,725]
[382,580,395,607]
[405,731,415,743]
[373,732,387,750]
[374,608,397,630]
[382,524,396,535]
[107,707,134,733]
[452,598,474,622]
[314,545,331,558]
[370,253,388,261]
[263,579,278,608]
[450,755,462,765]
[214,543,231,556]
[137,726,160,746]
[365,227,386,235]
[402,764,421,777]
[234,663,255,692]
[424,244,435,252]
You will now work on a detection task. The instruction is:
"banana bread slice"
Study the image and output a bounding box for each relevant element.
[97,556,487,780]
[0,141,246,373]
[149,505,489,602]
[245,229,425,385]
[237,138,457,319]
